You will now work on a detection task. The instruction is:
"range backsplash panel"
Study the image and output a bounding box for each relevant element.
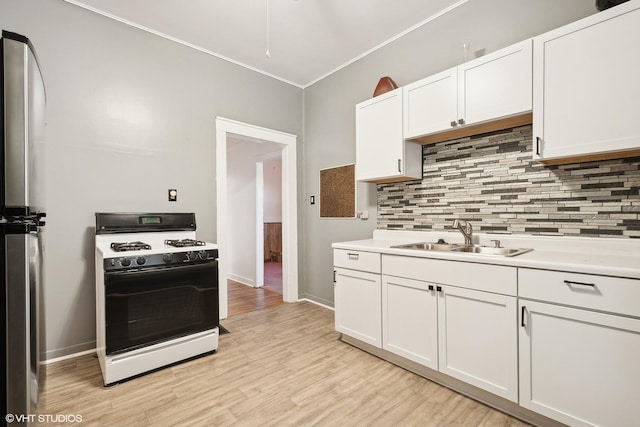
[377,125,640,238]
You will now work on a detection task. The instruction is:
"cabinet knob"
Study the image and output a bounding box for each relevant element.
[458,118,465,125]
[450,121,457,127]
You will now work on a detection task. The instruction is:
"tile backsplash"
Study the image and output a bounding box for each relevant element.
[377,125,640,238]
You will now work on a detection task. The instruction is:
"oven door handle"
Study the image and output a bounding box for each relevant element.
[104,261,217,278]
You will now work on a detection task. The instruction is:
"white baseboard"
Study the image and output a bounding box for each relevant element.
[298,298,334,311]
[43,340,95,362]
[42,348,96,365]
[228,273,255,287]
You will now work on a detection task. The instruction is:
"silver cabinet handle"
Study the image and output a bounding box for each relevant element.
[347,253,359,260]
[333,270,336,283]
[536,136,541,155]
[397,159,402,173]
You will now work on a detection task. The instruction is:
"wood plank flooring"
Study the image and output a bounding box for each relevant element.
[37,302,530,426]
[263,261,282,294]
[227,279,283,317]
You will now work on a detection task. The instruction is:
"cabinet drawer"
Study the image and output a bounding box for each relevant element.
[382,255,517,296]
[334,249,381,273]
[519,269,640,318]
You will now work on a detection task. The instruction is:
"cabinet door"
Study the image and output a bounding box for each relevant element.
[334,268,381,347]
[403,68,458,139]
[533,4,640,161]
[519,300,640,427]
[462,39,532,126]
[437,286,518,402]
[382,275,438,369]
[355,88,404,181]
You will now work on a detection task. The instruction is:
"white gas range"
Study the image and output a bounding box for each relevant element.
[94,212,219,386]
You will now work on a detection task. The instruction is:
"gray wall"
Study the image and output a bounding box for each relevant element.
[1,0,303,358]
[301,0,598,305]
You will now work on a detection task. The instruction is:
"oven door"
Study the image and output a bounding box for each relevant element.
[104,261,218,355]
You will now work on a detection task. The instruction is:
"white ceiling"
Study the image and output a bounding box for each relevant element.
[64,0,466,87]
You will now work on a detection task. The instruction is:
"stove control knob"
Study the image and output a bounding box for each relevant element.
[136,257,146,266]
[162,253,172,263]
[121,258,131,267]
[185,251,196,261]
[198,250,208,260]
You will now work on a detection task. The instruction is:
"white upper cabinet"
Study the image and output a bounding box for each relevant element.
[533,1,640,163]
[404,39,532,141]
[355,88,422,183]
[461,40,532,126]
[403,68,459,138]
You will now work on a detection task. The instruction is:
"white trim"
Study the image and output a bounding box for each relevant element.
[256,162,265,288]
[298,298,335,311]
[63,0,468,88]
[228,273,256,288]
[216,117,298,319]
[42,348,96,365]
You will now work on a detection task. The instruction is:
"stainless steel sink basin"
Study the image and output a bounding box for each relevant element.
[391,242,532,257]
[450,245,533,257]
[391,242,464,251]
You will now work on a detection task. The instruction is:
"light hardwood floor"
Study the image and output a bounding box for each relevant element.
[227,279,284,317]
[38,302,529,426]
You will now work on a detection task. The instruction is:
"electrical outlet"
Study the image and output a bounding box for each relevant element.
[168,189,177,202]
[357,210,369,220]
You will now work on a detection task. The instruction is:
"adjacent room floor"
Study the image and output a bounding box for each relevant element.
[37,302,529,426]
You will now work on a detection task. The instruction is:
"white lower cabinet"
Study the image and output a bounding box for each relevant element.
[519,299,640,427]
[381,255,518,402]
[335,246,640,425]
[334,268,382,347]
[382,275,438,369]
[438,285,518,402]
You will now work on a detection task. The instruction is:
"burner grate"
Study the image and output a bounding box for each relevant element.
[164,239,206,248]
[111,241,152,252]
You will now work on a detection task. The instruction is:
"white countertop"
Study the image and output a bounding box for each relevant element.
[332,230,640,280]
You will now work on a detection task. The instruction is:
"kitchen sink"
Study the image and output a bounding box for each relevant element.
[450,245,533,257]
[391,241,532,257]
[391,242,465,251]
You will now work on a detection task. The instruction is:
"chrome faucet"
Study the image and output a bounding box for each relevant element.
[453,219,473,245]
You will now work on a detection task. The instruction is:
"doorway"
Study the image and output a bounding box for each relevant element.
[261,156,283,295]
[216,117,298,320]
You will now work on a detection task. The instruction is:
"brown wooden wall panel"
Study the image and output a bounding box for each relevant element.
[320,164,355,218]
[264,222,282,261]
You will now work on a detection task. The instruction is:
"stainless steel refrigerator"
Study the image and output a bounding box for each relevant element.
[1,30,47,423]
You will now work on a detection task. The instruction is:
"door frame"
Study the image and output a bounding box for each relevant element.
[216,117,298,319]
